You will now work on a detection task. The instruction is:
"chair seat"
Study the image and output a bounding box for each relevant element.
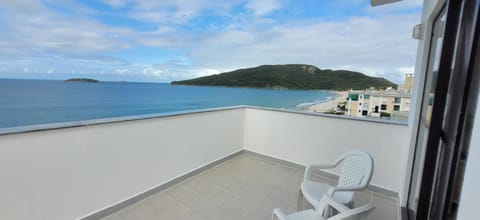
[284,209,326,220]
[274,195,375,220]
[300,180,352,206]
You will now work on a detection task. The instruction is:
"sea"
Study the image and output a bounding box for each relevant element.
[0,79,334,128]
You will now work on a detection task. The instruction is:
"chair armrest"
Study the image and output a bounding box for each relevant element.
[331,203,375,220]
[327,184,367,196]
[272,208,287,220]
[317,195,350,214]
[303,163,338,181]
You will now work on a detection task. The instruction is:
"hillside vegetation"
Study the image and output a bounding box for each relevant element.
[171,64,395,90]
[64,78,99,83]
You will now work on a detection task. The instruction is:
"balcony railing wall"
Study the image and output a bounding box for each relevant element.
[0,108,245,220]
[0,107,409,220]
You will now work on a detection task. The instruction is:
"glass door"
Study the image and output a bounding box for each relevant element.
[408,0,480,219]
[407,6,447,219]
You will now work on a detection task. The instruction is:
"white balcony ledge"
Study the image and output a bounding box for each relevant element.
[0,106,407,136]
[0,106,409,220]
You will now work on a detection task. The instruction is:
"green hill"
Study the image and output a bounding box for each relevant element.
[171,64,396,90]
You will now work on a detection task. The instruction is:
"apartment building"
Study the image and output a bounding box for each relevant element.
[346,74,413,119]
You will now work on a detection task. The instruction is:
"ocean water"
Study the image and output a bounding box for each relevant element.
[0,79,333,128]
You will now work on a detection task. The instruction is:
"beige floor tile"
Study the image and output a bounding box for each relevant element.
[369,196,399,220]
[100,153,400,220]
[220,196,256,218]
[143,192,188,215]
[372,192,399,205]
[115,202,158,220]
[207,188,239,207]
[164,183,195,201]
[258,195,297,215]
[238,207,272,220]
[353,191,372,206]
[101,213,120,220]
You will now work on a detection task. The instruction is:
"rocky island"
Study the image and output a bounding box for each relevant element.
[64,78,99,83]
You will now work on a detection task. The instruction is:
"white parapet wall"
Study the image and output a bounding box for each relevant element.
[0,108,245,220]
[0,106,411,219]
[243,108,410,200]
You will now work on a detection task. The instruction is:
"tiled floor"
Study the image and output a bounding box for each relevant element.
[101,153,399,220]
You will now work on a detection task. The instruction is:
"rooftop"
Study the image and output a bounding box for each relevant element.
[348,88,412,97]
[100,152,399,220]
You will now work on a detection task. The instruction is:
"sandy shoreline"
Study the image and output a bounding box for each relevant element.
[301,91,348,113]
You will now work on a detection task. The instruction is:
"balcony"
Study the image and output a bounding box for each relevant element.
[0,106,409,220]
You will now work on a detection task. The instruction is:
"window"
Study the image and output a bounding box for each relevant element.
[394,105,400,111]
[364,95,370,99]
[381,104,387,110]
[348,94,359,101]
[362,110,368,116]
[394,97,401,103]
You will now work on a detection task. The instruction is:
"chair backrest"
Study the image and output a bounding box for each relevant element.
[335,151,374,203]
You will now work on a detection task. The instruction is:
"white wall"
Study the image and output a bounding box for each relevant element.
[243,108,410,197]
[0,108,244,220]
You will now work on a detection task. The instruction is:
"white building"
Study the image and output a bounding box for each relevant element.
[346,87,411,119]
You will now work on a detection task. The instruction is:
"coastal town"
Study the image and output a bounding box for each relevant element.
[302,74,414,121]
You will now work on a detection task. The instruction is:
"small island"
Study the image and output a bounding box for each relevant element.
[64,78,99,83]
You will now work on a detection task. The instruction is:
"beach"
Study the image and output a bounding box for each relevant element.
[301,91,348,113]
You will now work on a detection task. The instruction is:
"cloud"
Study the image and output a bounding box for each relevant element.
[0,0,422,83]
[245,0,284,16]
[100,0,129,8]
[176,13,420,83]
[46,68,54,74]
[0,2,131,59]
[116,1,421,83]
[101,0,240,24]
[0,0,45,14]
[135,29,202,48]
[140,60,216,81]
[115,68,130,74]
[23,67,29,73]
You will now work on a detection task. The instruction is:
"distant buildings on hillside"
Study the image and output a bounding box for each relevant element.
[343,74,413,120]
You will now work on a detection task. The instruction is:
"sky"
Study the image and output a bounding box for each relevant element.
[0,0,422,83]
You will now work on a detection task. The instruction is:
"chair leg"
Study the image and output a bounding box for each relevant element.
[297,189,304,211]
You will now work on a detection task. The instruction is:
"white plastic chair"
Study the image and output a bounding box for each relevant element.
[273,195,374,220]
[299,151,374,210]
